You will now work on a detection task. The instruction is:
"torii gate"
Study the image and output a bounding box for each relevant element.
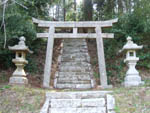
[33,18,118,88]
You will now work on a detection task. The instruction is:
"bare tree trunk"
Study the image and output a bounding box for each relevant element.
[83,0,93,21]
[106,0,115,16]
[55,5,60,21]
[58,5,60,20]
[118,0,123,14]
[63,0,66,21]
[128,0,132,14]
[74,0,76,21]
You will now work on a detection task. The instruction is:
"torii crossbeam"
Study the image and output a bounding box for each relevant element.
[33,18,118,88]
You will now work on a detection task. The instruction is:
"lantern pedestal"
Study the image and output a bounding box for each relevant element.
[123,58,144,87]
[9,77,28,85]
[9,58,28,85]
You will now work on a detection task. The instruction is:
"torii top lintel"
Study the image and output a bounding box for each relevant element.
[32,18,118,28]
[32,18,118,39]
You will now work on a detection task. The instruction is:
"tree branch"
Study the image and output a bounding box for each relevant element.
[0,0,7,48]
[0,0,28,48]
[0,0,8,6]
[12,0,28,9]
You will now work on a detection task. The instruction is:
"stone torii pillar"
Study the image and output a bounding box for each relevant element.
[43,27,55,88]
[96,26,108,88]
[32,18,118,88]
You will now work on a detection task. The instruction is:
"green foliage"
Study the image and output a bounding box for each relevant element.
[0,0,52,71]
[82,0,93,21]
[93,72,99,78]
[25,55,39,73]
[0,85,11,91]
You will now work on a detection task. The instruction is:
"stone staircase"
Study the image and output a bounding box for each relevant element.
[40,91,115,113]
[54,39,96,89]
[40,39,116,113]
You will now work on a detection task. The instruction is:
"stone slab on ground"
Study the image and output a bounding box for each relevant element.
[56,84,92,89]
[40,91,116,113]
[50,107,106,113]
[9,76,28,85]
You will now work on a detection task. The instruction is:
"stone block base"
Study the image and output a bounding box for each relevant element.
[40,91,116,113]
[123,75,144,87]
[97,85,113,89]
[124,81,144,87]
[9,76,28,85]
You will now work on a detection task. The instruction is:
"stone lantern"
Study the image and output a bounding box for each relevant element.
[8,36,32,85]
[122,36,144,87]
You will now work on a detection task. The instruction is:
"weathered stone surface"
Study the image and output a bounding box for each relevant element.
[40,98,50,113]
[57,80,91,84]
[60,61,91,67]
[58,72,92,77]
[43,27,55,88]
[61,58,90,62]
[46,92,76,99]
[59,66,91,72]
[57,76,91,81]
[55,39,95,89]
[81,98,105,107]
[9,76,28,85]
[41,91,115,113]
[75,84,92,89]
[51,99,81,108]
[107,94,115,110]
[56,84,92,89]
[76,107,106,113]
[50,106,106,113]
[50,108,76,113]
[46,91,112,99]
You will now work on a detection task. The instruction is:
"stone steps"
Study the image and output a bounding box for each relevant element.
[57,76,91,81]
[59,65,91,69]
[63,44,87,47]
[61,58,90,62]
[61,54,89,61]
[60,62,92,67]
[56,84,92,89]
[63,45,88,49]
[40,91,116,113]
[57,80,91,84]
[62,48,88,54]
[59,66,91,72]
[46,91,111,99]
[61,55,90,60]
[62,53,89,57]
[63,47,88,50]
[50,107,106,113]
[58,72,93,75]
[64,39,86,43]
[63,50,88,54]
[55,39,95,89]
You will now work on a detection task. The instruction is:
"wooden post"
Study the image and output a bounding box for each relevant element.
[95,26,108,87]
[43,26,55,88]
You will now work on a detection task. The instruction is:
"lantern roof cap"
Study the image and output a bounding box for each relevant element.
[8,36,33,53]
[122,36,143,50]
